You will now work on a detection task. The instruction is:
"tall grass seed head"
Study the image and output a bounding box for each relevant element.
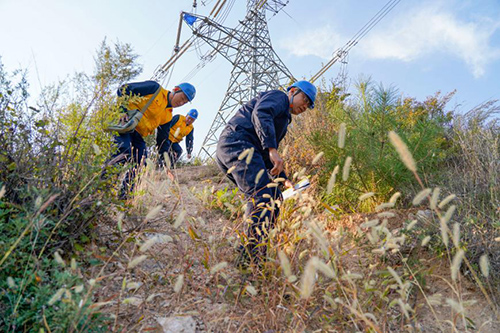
[245,147,254,165]
[389,192,401,203]
[122,297,142,306]
[430,187,441,209]
[388,131,417,172]
[338,122,346,148]
[54,251,66,267]
[441,205,456,224]
[300,257,318,299]
[312,151,324,165]
[278,250,292,277]
[412,188,431,206]
[238,148,251,161]
[438,194,456,209]
[245,285,257,296]
[451,249,465,281]
[255,169,265,184]
[174,210,187,228]
[359,192,375,201]
[128,255,147,269]
[452,223,460,248]
[375,202,395,212]
[7,277,16,289]
[439,218,449,247]
[145,205,163,221]
[479,254,490,278]
[140,237,158,252]
[48,288,66,305]
[421,236,431,246]
[327,165,340,194]
[210,262,228,274]
[342,156,352,181]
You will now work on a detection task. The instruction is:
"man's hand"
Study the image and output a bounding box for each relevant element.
[269,148,284,176]
[187,154,192,159]
[285,179,293,188]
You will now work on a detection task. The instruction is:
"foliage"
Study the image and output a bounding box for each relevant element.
[93,38,143,87]
[190,155,496,331]
[284,79,498,298]
[0,201,109,331]
[196,185,244,218]
[440,101,500,290]
[0,38,142,331]
[285,79,453,211]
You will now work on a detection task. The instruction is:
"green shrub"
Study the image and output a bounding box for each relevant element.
[0,39,142,331]
[0,200,110,331]
[285,79,453,211]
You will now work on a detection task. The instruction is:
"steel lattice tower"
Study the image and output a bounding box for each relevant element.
[184,0,295,159]
[153,1,400,160]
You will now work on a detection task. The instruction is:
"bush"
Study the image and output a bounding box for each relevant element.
[441,101,500,296]
[0,39,141,331]
[285,79,453,211]
[0,200,110,331]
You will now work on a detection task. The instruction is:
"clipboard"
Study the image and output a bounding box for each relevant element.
[282,178,310,200]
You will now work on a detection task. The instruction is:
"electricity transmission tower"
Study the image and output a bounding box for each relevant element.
[172,0,295,159]
[152,0,401,160]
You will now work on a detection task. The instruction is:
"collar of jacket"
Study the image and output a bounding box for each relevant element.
[167,92,172,108]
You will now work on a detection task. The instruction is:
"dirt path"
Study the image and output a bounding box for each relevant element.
[91,165,499,332]
[92,165,255,331]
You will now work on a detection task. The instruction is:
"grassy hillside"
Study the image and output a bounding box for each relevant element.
[0,56,498,331]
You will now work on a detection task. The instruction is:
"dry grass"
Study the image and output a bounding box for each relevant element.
[81,142,499,331]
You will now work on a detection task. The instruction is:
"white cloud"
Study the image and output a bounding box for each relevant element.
[279,25,344,60]
[280,2,500,78]
[361,2,500,77]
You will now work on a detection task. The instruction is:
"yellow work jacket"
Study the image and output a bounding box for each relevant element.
[169,115,194,143]
[129,88,172,137]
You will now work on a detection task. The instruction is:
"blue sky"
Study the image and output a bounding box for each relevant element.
[1,0,499,154]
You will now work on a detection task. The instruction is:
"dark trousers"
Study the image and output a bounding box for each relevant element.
[156,129,182,168]
[215,130,281,257]
[112,130,147,196]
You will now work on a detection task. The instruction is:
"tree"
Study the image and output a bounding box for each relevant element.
[93,38,143,87]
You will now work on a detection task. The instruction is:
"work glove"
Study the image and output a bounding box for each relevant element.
[105,109,143,134]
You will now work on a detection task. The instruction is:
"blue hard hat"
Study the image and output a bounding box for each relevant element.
[176,82,196,102]
[287,80,317,108]
[187,109,198,120]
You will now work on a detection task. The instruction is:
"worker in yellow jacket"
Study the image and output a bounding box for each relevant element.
[156,109,198,168]
[111,80,196,198]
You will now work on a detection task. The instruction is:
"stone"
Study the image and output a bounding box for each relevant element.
[157,316,197,333]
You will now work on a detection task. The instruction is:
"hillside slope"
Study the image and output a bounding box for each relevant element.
[92,165,499,332]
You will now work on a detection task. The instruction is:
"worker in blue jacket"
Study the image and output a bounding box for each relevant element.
[215,80,317,267]
[156,109,198,168]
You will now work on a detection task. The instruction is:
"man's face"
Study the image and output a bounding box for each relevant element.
[289,88,312,115]
[171,91,189,108]
[185,115,195,126]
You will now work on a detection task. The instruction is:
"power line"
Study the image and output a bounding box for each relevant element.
[310,0,401,83]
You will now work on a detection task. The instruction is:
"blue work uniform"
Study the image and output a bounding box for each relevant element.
[215,90,291,256]
[156,115,194,168]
